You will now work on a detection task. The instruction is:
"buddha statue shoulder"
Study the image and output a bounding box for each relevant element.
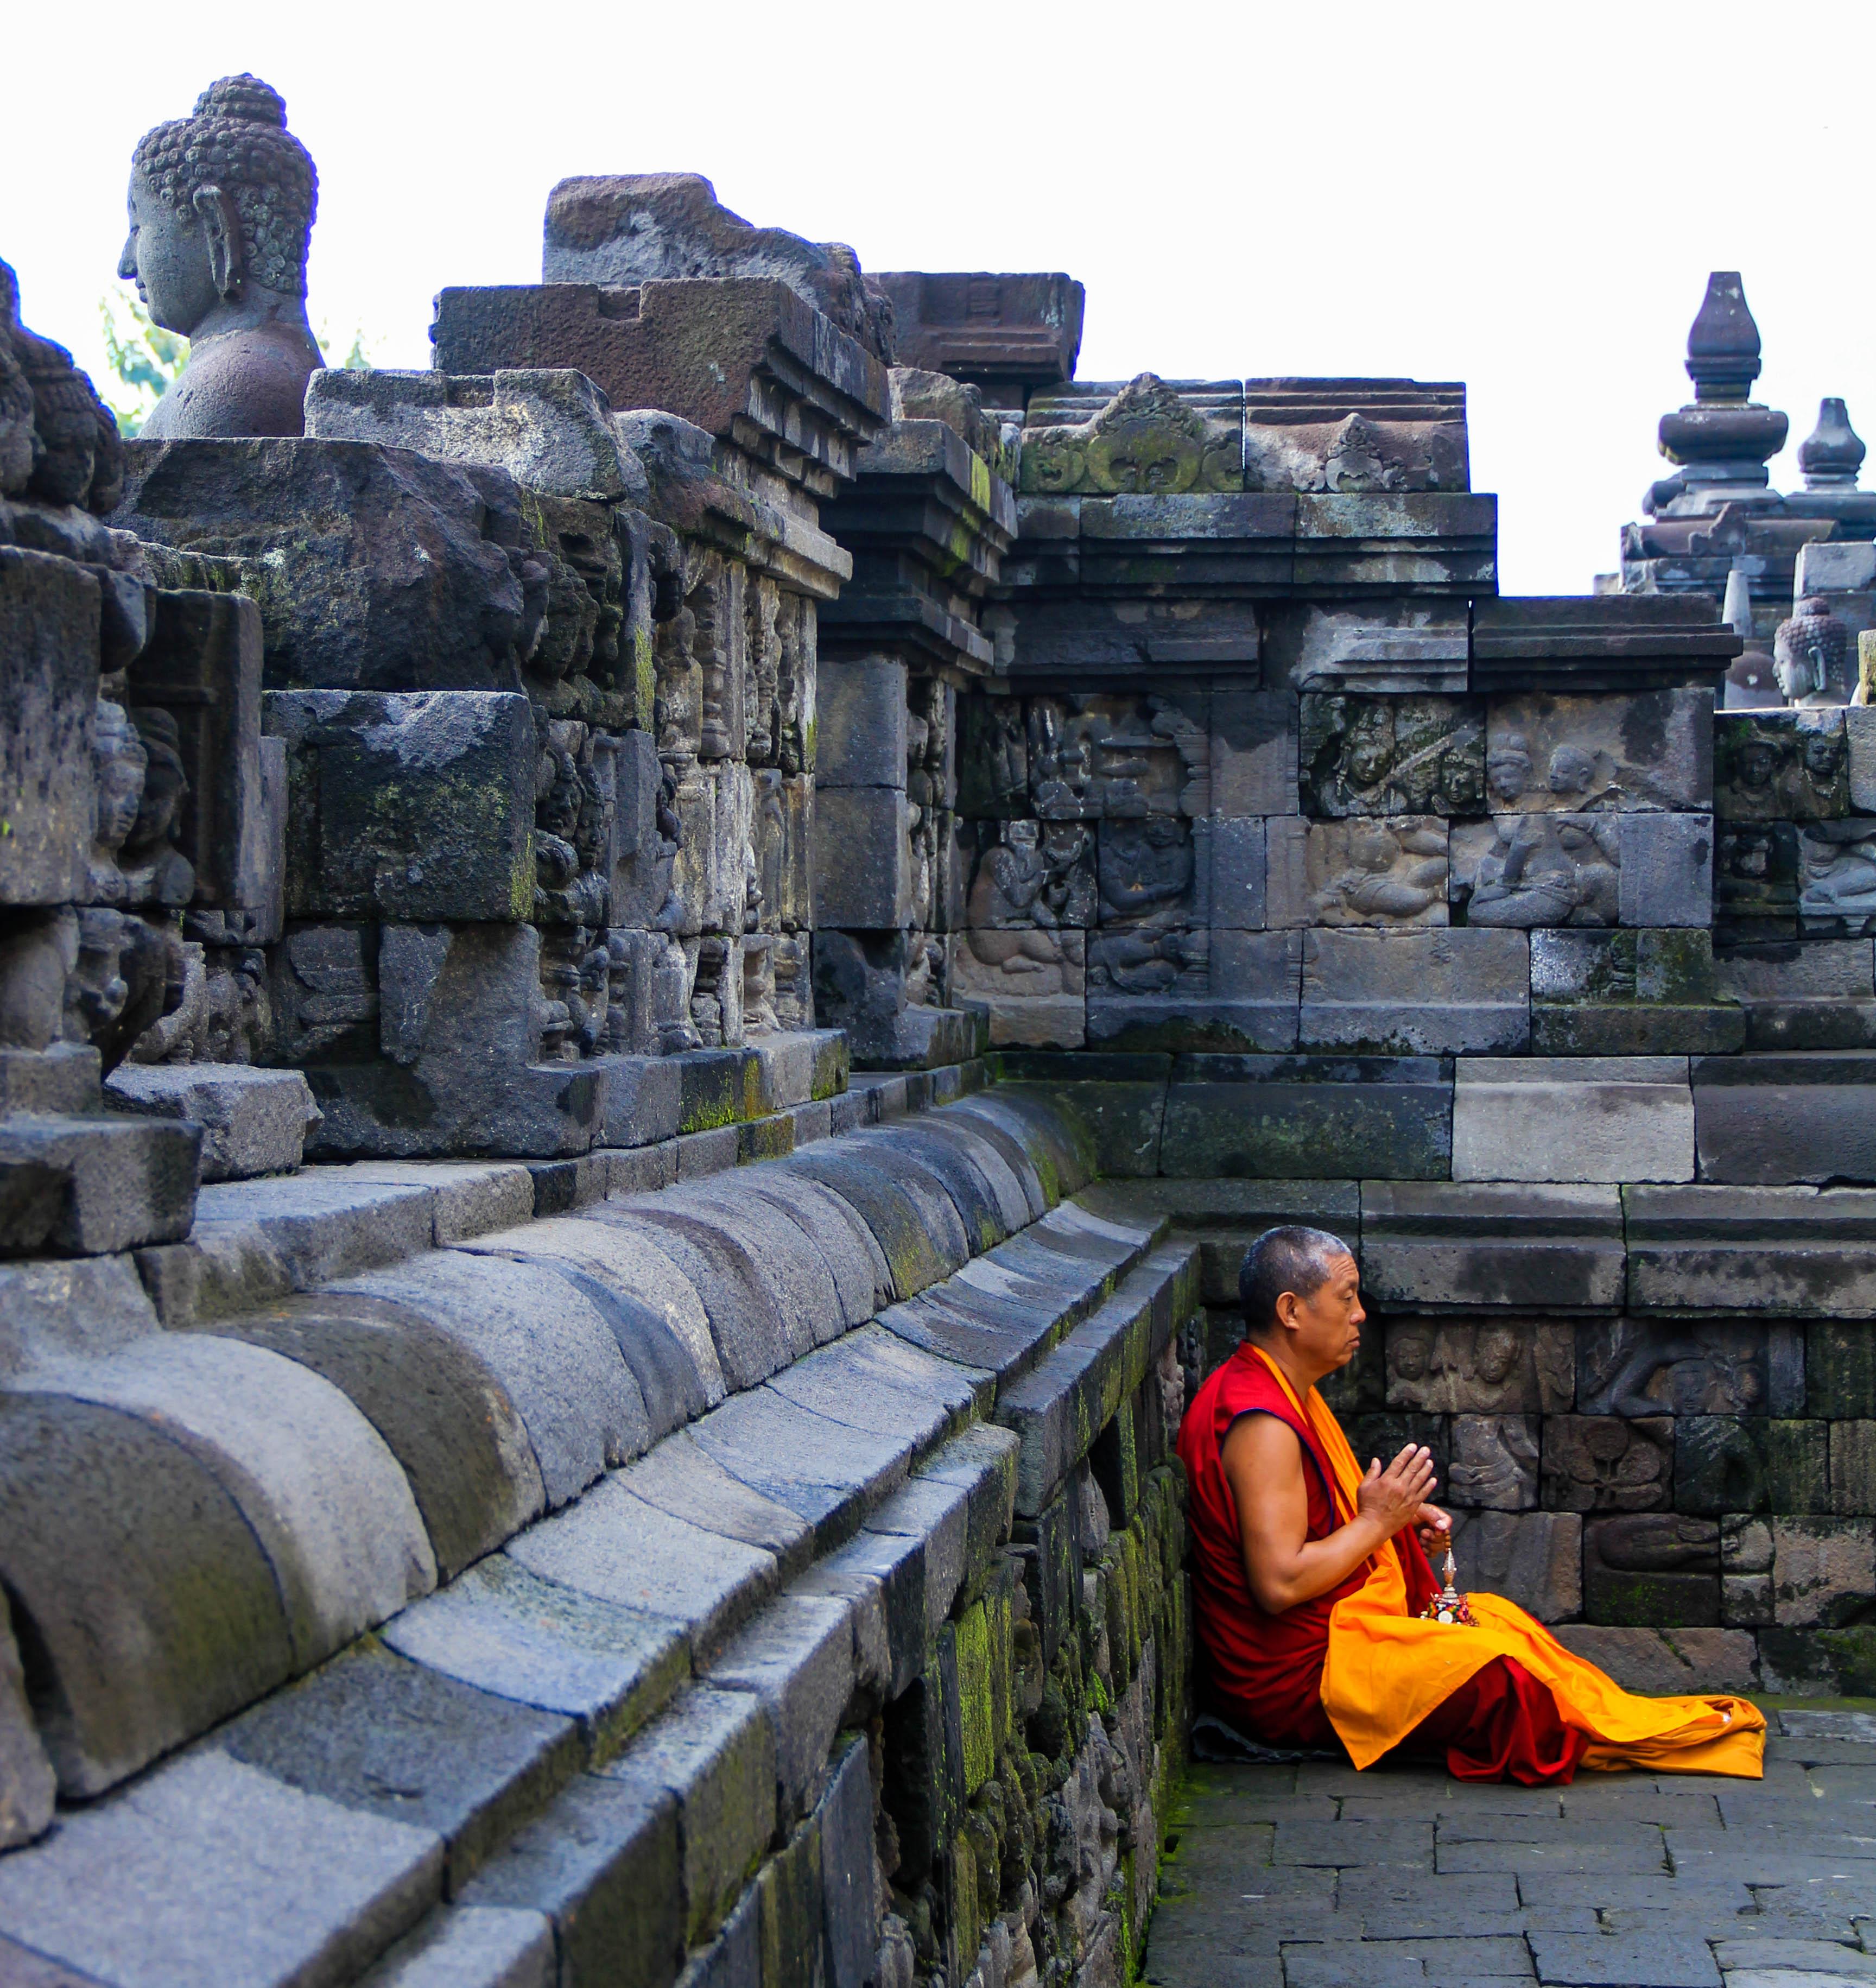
[118,74,322,439]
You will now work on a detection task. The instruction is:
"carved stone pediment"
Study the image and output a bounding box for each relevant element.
[1019,374,1241,496]
[1245,411,1467,494]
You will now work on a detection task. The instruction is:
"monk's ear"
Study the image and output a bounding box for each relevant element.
[1272,1289,1300,1333]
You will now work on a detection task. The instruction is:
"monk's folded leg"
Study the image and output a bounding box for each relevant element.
[1389,1656,1592,1786]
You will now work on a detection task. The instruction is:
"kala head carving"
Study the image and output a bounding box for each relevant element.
[118,74,322,438]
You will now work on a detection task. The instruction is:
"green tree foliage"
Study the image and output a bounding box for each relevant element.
[98,285,187,436]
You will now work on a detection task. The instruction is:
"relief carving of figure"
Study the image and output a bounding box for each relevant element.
[1799,824,1876,934]
[119,75,322,438]
[1308,818,1447,926]
[1460,816,1618,929]
[1097,816,1193,928]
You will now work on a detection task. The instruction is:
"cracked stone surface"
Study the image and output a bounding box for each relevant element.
[1144,1706,1876,1988]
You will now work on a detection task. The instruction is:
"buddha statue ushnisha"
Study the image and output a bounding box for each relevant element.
[118,74,323,438]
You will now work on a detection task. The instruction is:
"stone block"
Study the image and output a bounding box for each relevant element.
[1210,816,1267,929]
[105,1062,319,1181]
[600,1685,778,1947]
[1808,1319,1876,1417]
[621,1430,815,1580]
[0,1590,53,1851]
[339,1249,648,1506]
[1714,940,1876,1051]
[115,438,551,695]
[1530,928,1744,1056]
[1484,688,1712,813]
[1384,1318,1575,1414]
[1299,692,1484,816]
[462,1772,681,1988]
[0,1391,297,1796]
[1715,821,1800,941]
[1362,1182,1625,1309]
[708,1593,855,1822]
[1721,1514,1774,1626]
[1617,813,1714,927]
[0,1254,159,1377]
[1212,689,1299,815]
[213,1643,581,1895]
[211,1287,544,1582]
[1715,709,1849,820]
[1541,1417,1674,1514]
[509,1471,780,1660]
[382,1553,686,1763]
[1301,927,1527,1054]
[688,1384,914,1549]
[1675,1417,1830,1517]
[1852,705,1876,813]
[1447,1415,1539,1510]
[1556,1625,1758,1696]
[0,1113,200,1256]
[1085,928,1302,1055]
[131,588,269,912]
[1831,1421,1876,1516]
[306,365,637,500]
[816,655,907,789]
[360,1905,555,1988]
[1694,1050,1876,1186]
[338,1159,537,1246]
[1452,1056,1693,1185]
[267,689,535,922]
[15,1332,435,1673]
[0,1752,442,1988]
[1268,814,1449,928]
[949,929,1085,1049]
[1772,1516,1876,1626]
[1624,1185,1876,1315]
[1583,1514,1719,1626]
[0,546,98,905]
[1449,1510,1582,1621]
[810,788,912,930]
[1576,1315,1801,1416]
[1162,1053,1452,1180]
[1265,600,1471,694]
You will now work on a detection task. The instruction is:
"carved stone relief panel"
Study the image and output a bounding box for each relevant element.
[956,694,1028,818]
[1799,821,1876,936]
[1540,1416,1674,1512]
[1019,373,1241,496]
[1448,1415,1540,1511]
[966,819,1095,930]
[1575,1319,1801,1419]
[1300,694,1485,816]
[1385,1319,1573,1415]
[1714,710,1849,821]
[1028,693,1206,821]
[1485,690,1711,813]
[1450,816,1620,928]
[1269,816,1449,928]
[1716,822,1800,932]
[948,928,1086,1048]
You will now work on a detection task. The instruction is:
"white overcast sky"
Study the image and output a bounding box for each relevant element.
[4,0,1871,598]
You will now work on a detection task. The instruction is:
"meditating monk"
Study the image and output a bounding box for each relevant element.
[1177,1225,1764,1783]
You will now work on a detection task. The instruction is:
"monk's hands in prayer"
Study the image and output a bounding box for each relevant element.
[1354,1443,1438,1540]
[1226,1422,1446,1616]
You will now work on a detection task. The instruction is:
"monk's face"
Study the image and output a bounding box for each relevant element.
[1277,1252,1365,1379]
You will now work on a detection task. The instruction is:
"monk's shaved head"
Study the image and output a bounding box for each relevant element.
[1240,1226,1355,1339]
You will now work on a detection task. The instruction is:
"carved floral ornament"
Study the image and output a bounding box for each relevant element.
[1020,374,1242,496]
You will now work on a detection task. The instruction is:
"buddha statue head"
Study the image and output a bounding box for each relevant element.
[118,74,323,439]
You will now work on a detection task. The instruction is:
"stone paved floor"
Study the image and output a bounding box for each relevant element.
[1144,1707,1876,1988]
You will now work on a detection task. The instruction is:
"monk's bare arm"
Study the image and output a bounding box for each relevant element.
[1220,1414,1439,1615]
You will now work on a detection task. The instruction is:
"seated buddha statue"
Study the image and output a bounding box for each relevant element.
[117,74,323,438]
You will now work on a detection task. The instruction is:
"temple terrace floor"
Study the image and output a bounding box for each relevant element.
[1143,1706,1876,1988]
